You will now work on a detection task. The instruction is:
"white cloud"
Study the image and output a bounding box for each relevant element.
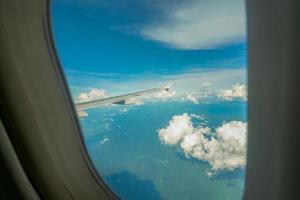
[200,121,247,172]
[186,94,198,104]
[216,121,247,146]
[158,113,194,145]
[142,0,246,49]
[157,113,247,173]
[154,90,176,100]
[218,83,247,101]
[100,137,110,145]
[77,88,108,102]
[190,114,205,120]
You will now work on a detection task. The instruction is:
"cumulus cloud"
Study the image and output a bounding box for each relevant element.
[77,88,108,102]
[142,0,246,49]
[158,113,193,145]
[218,83,247,101]
[153,90,176,100]
[157,113,247,173]
[186,94,198,104]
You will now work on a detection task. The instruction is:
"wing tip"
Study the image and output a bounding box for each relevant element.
[164,83,173,91]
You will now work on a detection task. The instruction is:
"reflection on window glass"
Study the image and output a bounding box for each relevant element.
[51,0,247,199]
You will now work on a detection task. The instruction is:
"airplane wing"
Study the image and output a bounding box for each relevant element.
[75,86,171,117]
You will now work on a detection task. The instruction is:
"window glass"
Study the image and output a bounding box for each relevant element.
[51,0,247,199]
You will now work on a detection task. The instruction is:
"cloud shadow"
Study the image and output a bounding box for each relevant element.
[105,171,162,200]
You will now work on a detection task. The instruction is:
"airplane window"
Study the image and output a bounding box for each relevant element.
[51,0,247,199]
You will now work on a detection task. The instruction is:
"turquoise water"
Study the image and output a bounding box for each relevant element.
[80,102,246,200]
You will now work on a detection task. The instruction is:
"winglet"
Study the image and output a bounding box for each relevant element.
[164,83,173,92]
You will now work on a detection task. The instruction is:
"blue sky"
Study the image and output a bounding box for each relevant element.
[51,0,247,98]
